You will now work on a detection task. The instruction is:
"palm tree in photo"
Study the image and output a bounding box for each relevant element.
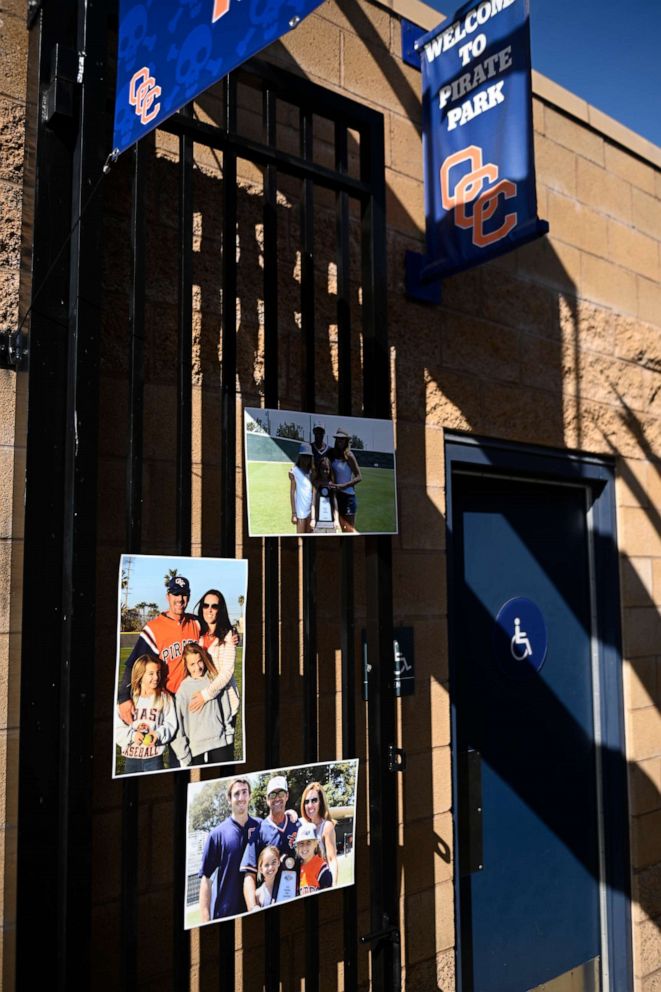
[164,568,179,588]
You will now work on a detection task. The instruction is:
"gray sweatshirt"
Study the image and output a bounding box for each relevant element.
[173,675,231,762]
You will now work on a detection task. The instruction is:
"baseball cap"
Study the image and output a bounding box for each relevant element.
[266,775,288,795]
[167,575,190,595]
[312,424,325,431]
[298,442,313,455]
[296,822,317,843]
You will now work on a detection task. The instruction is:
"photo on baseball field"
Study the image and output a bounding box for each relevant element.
[184,758,359,928]
[244,407,398,537]
[112,553,248,779]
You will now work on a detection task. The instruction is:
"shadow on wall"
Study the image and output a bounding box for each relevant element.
[95,17,660,990]
[391,222,660,989]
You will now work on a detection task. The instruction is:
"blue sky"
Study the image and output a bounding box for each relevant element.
[119,554,248,621]
[424,0,661,147]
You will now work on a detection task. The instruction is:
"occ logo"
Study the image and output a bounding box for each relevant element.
[129,67,162,126]
[440,145,517,248]
[212,0,231,20]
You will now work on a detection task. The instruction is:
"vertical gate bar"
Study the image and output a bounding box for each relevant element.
[57,0,108,984]
[300,106,320,991]
[121,138,148,992]
[126,140,147,554]
[177,117,194,554]
[16,1,77,980]
[220,76,238,558]
[335,123,352,412]
[335,120,357,992]
[57,0,108,989]
[263,83,280,992]
[360,117,398,992]
[174,116,194,988]
[218,74,239,992]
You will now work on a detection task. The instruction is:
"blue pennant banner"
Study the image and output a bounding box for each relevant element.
[113,0,324,155]
[412,0,547,286]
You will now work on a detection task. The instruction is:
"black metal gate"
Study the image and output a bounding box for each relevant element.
[17,2,399,989]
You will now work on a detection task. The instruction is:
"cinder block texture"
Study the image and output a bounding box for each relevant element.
[1,0,660,990]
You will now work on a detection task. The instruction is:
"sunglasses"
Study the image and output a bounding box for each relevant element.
[304,797,319,804]
[268,789,287,799]
[202,602,220,610]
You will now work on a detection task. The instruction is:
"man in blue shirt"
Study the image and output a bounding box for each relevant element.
[198,778,261,922]
[241,775,300,911]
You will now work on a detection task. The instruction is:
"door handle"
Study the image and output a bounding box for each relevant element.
[459,748,484,875]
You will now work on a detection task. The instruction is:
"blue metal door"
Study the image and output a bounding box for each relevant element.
[452,473,602,991]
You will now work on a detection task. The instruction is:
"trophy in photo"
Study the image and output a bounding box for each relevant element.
[273,853,299,902]
[314,482,337,533]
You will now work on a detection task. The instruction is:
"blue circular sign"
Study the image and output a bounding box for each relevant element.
[494,597,548,676]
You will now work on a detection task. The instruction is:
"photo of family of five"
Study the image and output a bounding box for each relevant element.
[185,761,357,927]
[113,557,246,777]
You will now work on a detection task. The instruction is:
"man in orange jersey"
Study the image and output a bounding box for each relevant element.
[117,574,201,726]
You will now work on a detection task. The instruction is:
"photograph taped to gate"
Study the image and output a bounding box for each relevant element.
[112,554,248,779]
[184,758,359,928]
[493,596,549,679]
[244,407,398,537]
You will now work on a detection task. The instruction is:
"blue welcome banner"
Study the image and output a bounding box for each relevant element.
[407,0,547,295]
[113,0,324,155]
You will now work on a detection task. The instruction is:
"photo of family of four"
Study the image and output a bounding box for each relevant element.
[185,761,358,928]
[113,556,246,778]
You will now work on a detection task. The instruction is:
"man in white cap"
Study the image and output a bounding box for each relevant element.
[240,774,300,910]
[117,573,201,725]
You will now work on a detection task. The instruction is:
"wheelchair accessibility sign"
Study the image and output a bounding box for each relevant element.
[494,597,547,676]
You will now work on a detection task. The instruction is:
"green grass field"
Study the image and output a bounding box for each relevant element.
[246,463,397,536]
[184,850,355,929]
[114,644,244,777]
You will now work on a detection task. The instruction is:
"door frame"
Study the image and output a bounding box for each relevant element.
[444,432,632,992]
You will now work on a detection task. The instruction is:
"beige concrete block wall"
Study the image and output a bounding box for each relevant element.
[0,0,27,987]
[275,2,661,987]
[2,0,658,988]
[532,85,661,992]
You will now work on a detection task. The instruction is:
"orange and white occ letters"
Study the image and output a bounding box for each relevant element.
[440,145,517,248]
[129,66,162,125]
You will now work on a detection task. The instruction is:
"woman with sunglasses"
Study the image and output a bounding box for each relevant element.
[188,589,241,754]
[329,428,361,533]
[300,781,338,886]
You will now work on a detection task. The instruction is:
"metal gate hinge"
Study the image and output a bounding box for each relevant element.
[27,0,42,28]
[42,45,80,126]
[0,329,28,371]
[388,744,406,773]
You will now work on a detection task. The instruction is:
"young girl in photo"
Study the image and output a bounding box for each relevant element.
[174,643,235,766]
[313,456,340,534]
[254,845,281,909]
[300,780,339,885]
[289,443,315,534]
[295,821,333,895]
[114,656,177,775]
